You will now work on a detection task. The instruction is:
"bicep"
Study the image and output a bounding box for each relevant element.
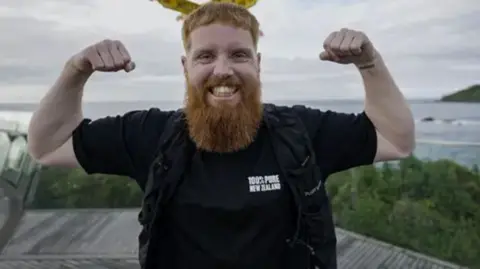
[374,131,409,162]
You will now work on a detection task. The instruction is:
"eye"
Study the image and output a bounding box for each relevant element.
[233,52,247,57]
[198,53,213,60]
[196,53,215,63]
[231,51,250,61]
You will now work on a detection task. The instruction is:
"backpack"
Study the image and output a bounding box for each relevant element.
[137,104,337,269]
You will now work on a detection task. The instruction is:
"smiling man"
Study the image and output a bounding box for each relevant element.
[184,21,263,153]
[27,2,415,269]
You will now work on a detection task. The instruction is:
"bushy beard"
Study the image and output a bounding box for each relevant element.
[184,73,263,153]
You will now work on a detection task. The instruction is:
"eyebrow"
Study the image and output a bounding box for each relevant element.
[193,44,252,55]
[192,48,215,58]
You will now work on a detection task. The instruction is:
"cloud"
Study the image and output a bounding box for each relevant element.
[0,0,478,102]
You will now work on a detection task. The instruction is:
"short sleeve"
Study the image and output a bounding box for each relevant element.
[293,106,377,178]
[71,108,173,186]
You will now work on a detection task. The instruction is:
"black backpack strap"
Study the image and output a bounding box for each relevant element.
[138,109,185,226]
[138,109,196,269]
[263,104,337,269]
[263,103,315,234]
[263,104,319,196]
[144,110,183,196]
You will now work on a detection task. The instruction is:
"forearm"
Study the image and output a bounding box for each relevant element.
[28,61,90,160]
[360,54,415,154]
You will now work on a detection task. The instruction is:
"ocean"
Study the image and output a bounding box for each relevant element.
[0,100,479,167]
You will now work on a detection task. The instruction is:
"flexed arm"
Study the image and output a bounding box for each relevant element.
[27,39,135,168]
[319,28,415,162]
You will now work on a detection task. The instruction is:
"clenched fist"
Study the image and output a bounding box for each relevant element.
[319,28,377,68]
[69,39,135,74]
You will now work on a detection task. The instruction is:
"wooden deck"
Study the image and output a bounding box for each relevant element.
[0,209,467,269]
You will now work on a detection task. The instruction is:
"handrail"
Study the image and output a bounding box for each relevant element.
[0,118,33,253]
[0,181,23,253]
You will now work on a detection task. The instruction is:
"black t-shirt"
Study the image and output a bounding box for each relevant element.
[72,105,377,268]
[161,124,295,269]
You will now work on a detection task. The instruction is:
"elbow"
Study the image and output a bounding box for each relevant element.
[27,134,51,166]
[382,126,415,159]
[27,147,57,167]
[27,135,41,161]
[27,142,47,165]
[396,144,415,158]
[27,125,42,161]
[396,132,416,158]
[395,117,416,157]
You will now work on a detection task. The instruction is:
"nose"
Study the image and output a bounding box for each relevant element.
[212,56,234,77]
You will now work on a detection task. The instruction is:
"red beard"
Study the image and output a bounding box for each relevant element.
[184,74,263,153]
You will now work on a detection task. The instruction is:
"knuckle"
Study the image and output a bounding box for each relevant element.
[83,51,96,62]
[114,59,124,66]
[339,45,350,52]
[97,39,111,49]
[84,45,96,54]
[107,40,116,48]
[92,44,103,51]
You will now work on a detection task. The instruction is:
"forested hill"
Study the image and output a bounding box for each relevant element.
[440,84,480,102]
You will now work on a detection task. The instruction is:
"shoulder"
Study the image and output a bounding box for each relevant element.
[124,107,175,125]
[264,103,369,134]
[263,103,323,138]
[117,107,177,136]
[124,107,178,148]
[264,103,322,118]
[74,107,177,155]
[83,107,174,130]
[85,108,176,144]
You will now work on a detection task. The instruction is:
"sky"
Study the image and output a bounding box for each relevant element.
[0,0,479,102]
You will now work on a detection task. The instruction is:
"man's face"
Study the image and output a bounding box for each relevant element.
[181,23,263,153]
[182,23,261,107]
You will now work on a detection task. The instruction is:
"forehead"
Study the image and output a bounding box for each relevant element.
[189,23,254,51]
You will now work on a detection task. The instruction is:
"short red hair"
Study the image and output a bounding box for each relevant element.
[181,2,261,51]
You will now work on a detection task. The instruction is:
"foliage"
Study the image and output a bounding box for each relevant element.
[440,84,480,103]
[31,167,142,209]
[29,156,480,268]
[327,157,480,268]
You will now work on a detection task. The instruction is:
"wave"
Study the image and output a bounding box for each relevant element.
[416,117,480,126]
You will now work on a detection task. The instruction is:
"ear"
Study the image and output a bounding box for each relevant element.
[256,52,261,73]
[181,55,187,74]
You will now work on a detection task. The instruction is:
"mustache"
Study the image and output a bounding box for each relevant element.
[204,75,241,89]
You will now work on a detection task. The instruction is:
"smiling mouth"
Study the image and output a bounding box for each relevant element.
[209,86,238,98]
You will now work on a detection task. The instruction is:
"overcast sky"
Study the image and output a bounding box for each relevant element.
[0,0,479,102]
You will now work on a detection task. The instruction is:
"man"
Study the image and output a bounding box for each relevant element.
[27,2,415,269]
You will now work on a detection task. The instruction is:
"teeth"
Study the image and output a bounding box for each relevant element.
[212,86,235,97]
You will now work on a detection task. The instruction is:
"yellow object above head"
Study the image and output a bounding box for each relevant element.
[154,0,259,16]
[153,0,263,35]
